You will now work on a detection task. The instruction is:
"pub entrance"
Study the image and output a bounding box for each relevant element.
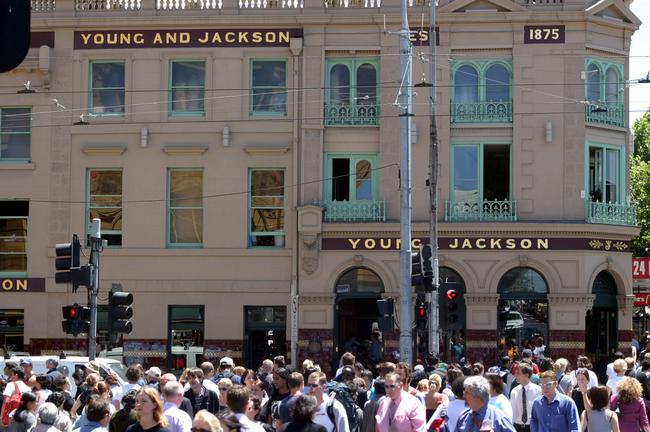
[244,306,286,369]
[334,267,384,369]
[586,271,618,382]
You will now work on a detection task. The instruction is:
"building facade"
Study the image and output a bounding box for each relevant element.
[0,0,641,373]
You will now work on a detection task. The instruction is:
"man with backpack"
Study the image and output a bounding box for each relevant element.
[1,366,30,428]
[212,357,241,385]
[309,372,349,432]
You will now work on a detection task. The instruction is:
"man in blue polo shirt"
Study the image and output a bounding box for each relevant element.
[530,370,580,432]
[455,376,516,432]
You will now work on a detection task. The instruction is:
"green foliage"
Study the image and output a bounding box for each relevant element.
[631,111,650,255]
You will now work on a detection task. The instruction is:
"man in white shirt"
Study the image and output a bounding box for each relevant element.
[606,352,624,382]
[308,371,349,432]
[510,363,542,432]
[199,362,221,396]
[162,382,192,432]
[227,385,265,432]
[430,376,467,432]
[1,365,32,423]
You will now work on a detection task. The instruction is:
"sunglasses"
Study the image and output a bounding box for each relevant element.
[308,383,321,388]
[218,387,229,391]
[385,384,399,389]
[191,428,210,432]
[541,382,555,388]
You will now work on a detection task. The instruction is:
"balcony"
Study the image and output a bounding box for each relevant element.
[323,200,385,222]
[445,200,517,222]
[450,101,512,124]
[324,103,379,126]
[585,103,625,128]
[585,200,637,226]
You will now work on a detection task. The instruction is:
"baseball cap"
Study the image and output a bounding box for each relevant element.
[146,367,162,377]
[19,358,32,366]
[219,357,234,367]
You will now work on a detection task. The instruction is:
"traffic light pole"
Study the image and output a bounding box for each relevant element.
[427,0,440,356]
[398,0,414,366]
[88,218,102,361]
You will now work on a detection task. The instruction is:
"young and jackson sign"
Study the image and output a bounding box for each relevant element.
[321,236,631,252]
[74,29,303,49]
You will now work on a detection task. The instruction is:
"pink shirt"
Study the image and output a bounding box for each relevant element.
[375,391,426,432]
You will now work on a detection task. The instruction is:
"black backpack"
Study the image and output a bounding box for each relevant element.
[326,383,362,432]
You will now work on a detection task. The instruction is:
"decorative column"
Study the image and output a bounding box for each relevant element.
[464,294,499,363]
[548,294,593,363]
[618,294,636,356]
[297,294,335,375]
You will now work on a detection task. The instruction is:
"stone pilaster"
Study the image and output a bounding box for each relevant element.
[547,294,592,363]
[464,294,499,364]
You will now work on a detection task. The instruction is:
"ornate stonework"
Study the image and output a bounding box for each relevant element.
[548,294,594,306]
[299,295,336,305]
[464,294,499,306]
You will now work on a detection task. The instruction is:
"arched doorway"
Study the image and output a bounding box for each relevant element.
[497,267,549,361]
[334,267,384,368]
[586,271,618,381]
[438,268,466,363]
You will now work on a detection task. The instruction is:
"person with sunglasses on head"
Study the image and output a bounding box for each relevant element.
[216,380,233,414]
[375,372,426,432]
[162,382,192,432]
[191,411,222,432]
[530,371,580,432]
[126,388,169,432]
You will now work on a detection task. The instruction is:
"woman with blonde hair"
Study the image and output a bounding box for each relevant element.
[192,410,223,432]
[126,388,169,432]
[610,377,650,432]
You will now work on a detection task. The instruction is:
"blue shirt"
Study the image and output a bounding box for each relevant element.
[72,420,108,432]
[530,391,580,432]
[455,403,516,432]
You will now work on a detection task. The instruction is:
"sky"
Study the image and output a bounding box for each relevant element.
[630,1,650,126]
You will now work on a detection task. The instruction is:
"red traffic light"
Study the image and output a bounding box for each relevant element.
[418,306,426,318]
[62,305,76,319]
[447,289,459,301]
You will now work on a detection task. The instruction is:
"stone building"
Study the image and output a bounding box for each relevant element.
[0,0,641,374]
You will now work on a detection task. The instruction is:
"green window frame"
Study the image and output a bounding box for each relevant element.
[249,169,285,248]
[0,201,28,277]
[0,107,31,162]
[169,60,206,116]
[167,168,203,247]
[450,59,512,123]
[89,60,125,116]
[324,58,379,126]
[87,169,123,247]
[324,153,378,203]
[249,59,288,116]
[584,58,625,127]
[585,142,625,204]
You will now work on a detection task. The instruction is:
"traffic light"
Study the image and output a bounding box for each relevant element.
[109,291,134,337]
[415,304,427,330]
[421,244,435,292]
[377,298,394,332]
[0,0,30,73]
[447,289,459,325]
[55,236,81,284]
[62,304,90,336]
[411,249,422,287]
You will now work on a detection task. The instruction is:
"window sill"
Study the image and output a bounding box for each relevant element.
[0,162,34,170]
[244,145,290,156]
[82,143,127,156]
[163,144,209,155]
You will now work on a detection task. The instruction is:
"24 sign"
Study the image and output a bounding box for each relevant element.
[524,25,565,44]
[633,257,650,280]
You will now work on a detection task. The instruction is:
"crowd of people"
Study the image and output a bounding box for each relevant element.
[2,348,650,432]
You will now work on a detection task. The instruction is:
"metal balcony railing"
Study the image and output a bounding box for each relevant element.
[585,103,625,128]
[324,103,379,126]
[323,200,386,222]
[451,101,512,124]
[445,200,517,222]
[585,200,637,226]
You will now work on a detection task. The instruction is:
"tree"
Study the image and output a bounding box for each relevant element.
[631,110,650,256]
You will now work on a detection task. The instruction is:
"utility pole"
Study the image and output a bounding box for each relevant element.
[88,218,102,360]
[427,0,440,356]
[398,0,414,366]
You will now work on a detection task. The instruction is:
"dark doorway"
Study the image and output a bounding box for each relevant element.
[335,297,381,367]
[0,310,24,353]
[586,271,618,383]
[244,306,287,369]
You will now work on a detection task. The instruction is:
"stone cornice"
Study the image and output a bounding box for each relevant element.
[465,294,499,306]
[548,294,595,305]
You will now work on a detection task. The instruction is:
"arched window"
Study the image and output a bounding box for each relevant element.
[335,267,384,295]
[485,64,510,102]
[357,63,377,105]
[497,267,549,359]
[605,67,619,105]
[330,64,350,105]
[586,271,618,361]
[454,65,479,104]
[587,63,601,103]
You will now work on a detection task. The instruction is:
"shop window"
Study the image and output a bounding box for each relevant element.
[448,143,514,221]
[167,169,203,247]
[451,60,512,123]
[497,267,548,360]
[168,305,205,373]
[250,59,287,116]
[88,169,122,246]
[324,58,379,126]
[245,306,287,369]
[584,58,624,127]
[587,144,623,204]
[89,61,125,115]
[249,169,285,247]
[0,107,31,162]
[169,60,205,115]
[0,201,28,276]
[335,267,384,295]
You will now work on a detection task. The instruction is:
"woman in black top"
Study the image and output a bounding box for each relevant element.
[571,368,591,416]
[278,395,326,432]
[126,388,170,432]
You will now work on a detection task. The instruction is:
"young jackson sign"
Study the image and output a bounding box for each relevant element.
[74,29,303,49]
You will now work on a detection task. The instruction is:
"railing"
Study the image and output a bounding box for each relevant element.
[31,0,57,10]
[239,0,302,8]
[445,200,517,222]
[451,101,512,123]
[521,0,562,4]
[158,0,221,9]
[76,0,141,9]
[324,103,379,126]
[324,0,379,7]
[323,200,386,222]
[585,103,625,128]
[585,200,637,226]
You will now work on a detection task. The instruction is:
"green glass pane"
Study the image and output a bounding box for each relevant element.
[90,171,122,195]
[251,209,284,233]
[453,146,478,202]
[1,108,30,133]
[252,61,286,87]
[251,90,286,113]
[330,64,350,105]
[0,239,26,253]
[172,61,205,87]
[1,134,30,159]
[251,171,284,197]
[498,267,548,294]
[170,208,203,244]
[0,255,27,272]
[251,197,284,207]
[0,219,27,237]
[170,171,203,207]
[92,89,125,114]
[172,88,205,113]
[92,62,125,88]
[89,208,122,231]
